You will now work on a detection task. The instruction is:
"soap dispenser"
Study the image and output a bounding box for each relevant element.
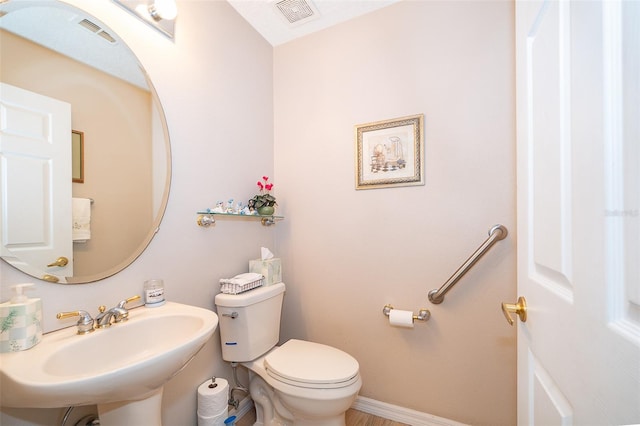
[0,283,43,352]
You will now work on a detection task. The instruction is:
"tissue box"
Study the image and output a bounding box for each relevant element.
[0,300,43,352]
[249,258,282,286]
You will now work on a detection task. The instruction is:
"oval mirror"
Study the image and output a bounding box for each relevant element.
[0,1,171,284]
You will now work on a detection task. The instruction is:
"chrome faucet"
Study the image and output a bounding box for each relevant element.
[95,295,141,329]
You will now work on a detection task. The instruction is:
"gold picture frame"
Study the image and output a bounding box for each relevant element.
[72,130,84,183]
[355,114,424,190]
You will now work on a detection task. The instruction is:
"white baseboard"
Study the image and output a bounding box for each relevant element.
[231,394,466,426]
[229,395,254,421]
[351,396,468,426]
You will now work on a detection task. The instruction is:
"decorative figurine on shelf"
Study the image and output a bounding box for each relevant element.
[212,201,225,213]
[247,199,257,215]
[226,199,235,214]
[250,176,277,216]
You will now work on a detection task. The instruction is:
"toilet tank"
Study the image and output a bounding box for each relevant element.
[214,282,285,362]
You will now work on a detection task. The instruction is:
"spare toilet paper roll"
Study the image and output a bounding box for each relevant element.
[197,406,228,426]
[198,378,229,417]
[389,309,414,328]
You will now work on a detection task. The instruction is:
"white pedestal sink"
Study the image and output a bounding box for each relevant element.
[0,302,218,425]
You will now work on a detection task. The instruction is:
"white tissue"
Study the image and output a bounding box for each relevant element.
[197,378,229,418]
[389,309,414,328]
[261,247,274,260]
[220,272,263,286]
[197,406,228,426]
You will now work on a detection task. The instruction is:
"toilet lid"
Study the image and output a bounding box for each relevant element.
[265,339,359,388]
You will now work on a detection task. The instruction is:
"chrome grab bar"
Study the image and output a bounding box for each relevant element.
[428,224,508,304]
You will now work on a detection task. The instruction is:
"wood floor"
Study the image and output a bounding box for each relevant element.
[345,409,409,426]
[236,408,408,426]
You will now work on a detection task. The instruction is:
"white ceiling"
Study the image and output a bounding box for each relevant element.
[226,0,401,46]
[0,1,148,89]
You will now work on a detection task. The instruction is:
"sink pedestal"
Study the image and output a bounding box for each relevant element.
[98,388,163,426]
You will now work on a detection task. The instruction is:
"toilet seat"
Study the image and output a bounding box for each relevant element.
[264,339,360,389]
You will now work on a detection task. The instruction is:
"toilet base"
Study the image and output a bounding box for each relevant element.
[250,374,294,426]
[248,371,357,426]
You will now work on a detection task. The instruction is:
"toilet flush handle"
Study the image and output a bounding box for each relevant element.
[222,311,238,319]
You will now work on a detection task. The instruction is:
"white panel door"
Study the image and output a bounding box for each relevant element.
[0,82,73,282]
[515,0,640,424]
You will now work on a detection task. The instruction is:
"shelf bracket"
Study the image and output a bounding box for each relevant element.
[196,214,215,227]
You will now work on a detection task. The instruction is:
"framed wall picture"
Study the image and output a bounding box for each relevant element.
[72,130,84,183]
[355,114,424,190]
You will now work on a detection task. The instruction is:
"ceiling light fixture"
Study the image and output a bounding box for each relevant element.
[148,0,177,21]
[112,0,177,39]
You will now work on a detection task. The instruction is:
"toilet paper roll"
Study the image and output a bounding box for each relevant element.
[389,309,414,328]
[197,406,228,426]
[197,378,229,417]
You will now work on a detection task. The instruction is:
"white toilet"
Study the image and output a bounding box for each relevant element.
[215,282,362,426]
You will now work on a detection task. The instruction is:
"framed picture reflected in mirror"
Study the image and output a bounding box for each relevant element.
[72,130,84,183]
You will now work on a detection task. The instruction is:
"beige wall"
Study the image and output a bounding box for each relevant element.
[1,1,516,425]
[273,2,516,425]
[1,30,153,277]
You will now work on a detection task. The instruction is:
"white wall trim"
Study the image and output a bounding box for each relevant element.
[352,396,468,426]
[230,396,254,421]
[234,395,467,425]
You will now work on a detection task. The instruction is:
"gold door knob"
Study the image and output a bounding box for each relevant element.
[47,256,69,267]
[501,296,527,325]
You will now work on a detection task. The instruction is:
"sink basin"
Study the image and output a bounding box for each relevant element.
[0,301,218,422]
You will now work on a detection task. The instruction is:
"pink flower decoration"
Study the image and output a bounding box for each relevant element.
[251,176,277,208]
[257,176,274,193]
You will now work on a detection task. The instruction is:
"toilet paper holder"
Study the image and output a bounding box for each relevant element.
[382,304,430,322]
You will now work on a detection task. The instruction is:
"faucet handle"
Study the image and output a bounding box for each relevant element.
[56,310,95,334]
[113,295,141,323]
[117,295,141,308]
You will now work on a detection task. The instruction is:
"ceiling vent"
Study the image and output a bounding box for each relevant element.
[78,18,100,33]
[97,31,116,43]
[273,0,320,26]
[78,18,116,44]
